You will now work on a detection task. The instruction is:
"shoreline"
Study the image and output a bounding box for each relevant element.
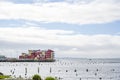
[0,59,55,62]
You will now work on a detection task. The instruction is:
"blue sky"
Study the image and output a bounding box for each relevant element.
[0,0,120,58]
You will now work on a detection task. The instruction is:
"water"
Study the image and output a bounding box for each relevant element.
[0,58,120,80]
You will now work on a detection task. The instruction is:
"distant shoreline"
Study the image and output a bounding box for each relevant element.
[0,59,55,62]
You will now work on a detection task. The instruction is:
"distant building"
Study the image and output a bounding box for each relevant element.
[19,49,55,60]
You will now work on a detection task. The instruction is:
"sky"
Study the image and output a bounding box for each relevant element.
[0,0,120,58]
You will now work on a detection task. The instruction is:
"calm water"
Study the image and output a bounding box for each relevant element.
[0,58,120,80]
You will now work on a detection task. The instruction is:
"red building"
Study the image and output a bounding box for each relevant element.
[19,49,54,60]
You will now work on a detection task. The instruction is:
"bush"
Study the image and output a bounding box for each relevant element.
[32,74,42,80]
[45,76,56,80]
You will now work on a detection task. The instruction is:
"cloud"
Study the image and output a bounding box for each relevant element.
[0,0,120,24]
[0,27,75,46]
[0,27,119,47]
[0,27,120,58]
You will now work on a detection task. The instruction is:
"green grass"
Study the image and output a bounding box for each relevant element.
[0,75,10,79]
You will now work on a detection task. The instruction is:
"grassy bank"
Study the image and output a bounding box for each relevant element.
[0,75,11,79]
[0,74,57,80]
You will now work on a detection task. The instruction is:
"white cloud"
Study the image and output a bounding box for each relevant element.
[0,27,75,46]
[0,27,119,47]
[0,27,120,58]
[0,0,120,24]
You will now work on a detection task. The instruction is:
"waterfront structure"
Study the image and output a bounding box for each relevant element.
[19,49,54,61]
[0,49,55,62]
